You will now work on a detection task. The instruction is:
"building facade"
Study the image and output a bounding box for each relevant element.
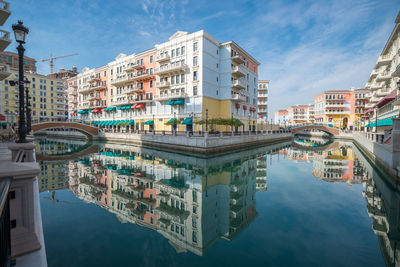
[314,88,368,129]
[364,11,400,132]
[285,104,314,126]
[257,80,268,122]
[47,67,78,80]
[0,51,37,73]
[67,30,260,132]
[274,109,288,125]
[0,70,67,126]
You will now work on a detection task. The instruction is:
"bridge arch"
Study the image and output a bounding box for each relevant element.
[291,125,339,136]
[32,122,99,139]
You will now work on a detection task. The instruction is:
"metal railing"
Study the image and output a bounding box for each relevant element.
[0,178,11,267]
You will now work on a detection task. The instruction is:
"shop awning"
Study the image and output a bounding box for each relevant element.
[166,101,174,105]
[144,120,154,125]
[374,91,397,108]
[182,117,192,125]
[365,117,394,127]
[1,122,6,126]
[131,104,138,109]
[136,103,145,109]
[167,118,178,124]
[92,108,102,113]
[243,105,247,110]
[128,120,135,125]
[235,104,240,109]
[105,107,116,112]
[173,99,184,105]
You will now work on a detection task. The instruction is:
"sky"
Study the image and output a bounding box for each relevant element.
[4,0,399,116]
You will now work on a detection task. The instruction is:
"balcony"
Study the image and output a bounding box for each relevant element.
[156,54,170,63]
[109,98,130,106]
[0,1,10,26]
[376,88,390,97]
[70,89,77,95]
[125,86,144,94]
[376,71,391,81]
[392,63,400,77]
[231,65,245,78]
[325,103,347,108]
[88,76,101,83]
[365,103,374,108]
[258,93,268,98]
[365,82,371,89]
[154,91,187,101]
[324,110,349,115]
[370,96,380,103]
[153,81,170,90]
[0,63,10,80]
[258,101,267,106]
[231,93,246,102]
[258,108,267,113]
[231,79,246,90]
[0,29,11,51]
[132,70,153,81]
[56,106,65,110]
[370,82,383,91]
[125,62,144,72]
[370,69,379,78]
[111,75,133,86]
[376,54,392,66]
[154,61,187,76]
[232,54,245,65]
[86,94,101,101]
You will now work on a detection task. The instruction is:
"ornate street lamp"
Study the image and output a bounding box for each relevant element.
[24,77,32,133]
[12,21,29,143]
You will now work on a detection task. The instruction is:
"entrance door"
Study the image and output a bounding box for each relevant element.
[342,117,348,129]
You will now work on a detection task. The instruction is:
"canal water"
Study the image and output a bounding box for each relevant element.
[36,136,394,267]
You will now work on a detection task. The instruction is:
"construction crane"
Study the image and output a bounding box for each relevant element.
[41,53,78,74]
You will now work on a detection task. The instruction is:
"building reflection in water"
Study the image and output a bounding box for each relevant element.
[37,140,289,256]
[286,136,400,266]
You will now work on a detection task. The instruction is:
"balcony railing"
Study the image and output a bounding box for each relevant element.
[370,69,379,78]
[154,62,187,76]
[111,75,133,86]
[125,62,144,72]
[376,88,390,97]
[376,71,391,81]
[132,69,153,80]
[370,82,383,91]
[231,65,246,77]
[154,91,187,101]
[156,81,170,89]
[376,54,392,66]
[156,54,170,63]
[231,94,246,102]
[0,63,10,80]
[232,79,246,90]
[232,54,245,65]
[0,29,11,51]
[0,1,10,26]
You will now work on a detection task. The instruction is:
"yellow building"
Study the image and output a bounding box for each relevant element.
[0,69,67,126]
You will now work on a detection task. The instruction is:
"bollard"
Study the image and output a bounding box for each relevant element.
[162,130,165,136]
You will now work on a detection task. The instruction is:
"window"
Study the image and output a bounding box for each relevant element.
[176,74,179,84]
[171,49,175,57]
[193,71,198,81]
[192,218,197,228]
[104,71,106,76]
[181,46,185,55]
[193,205,197,214]
[150,80,153,88]
[192,231,197,243]
[181,74,185,83]
[193,42,198,52]
[171,76,175,85]
[176,48,180,57]
[192,191,197,202]
[150,55,153,63]
[193,86,198,96]
[193,56,198,66]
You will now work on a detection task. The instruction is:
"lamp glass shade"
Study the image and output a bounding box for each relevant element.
[13,28,26,43]
[12,21,29,43]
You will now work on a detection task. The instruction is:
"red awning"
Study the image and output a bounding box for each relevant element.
[258,114,262,118]
[136,103,145,109]
[131,104,138,109]
[374,91,397,108]
[243,105,247,110]
[92,108,101,113]
[235,104,240,109]
[0,114,5,121]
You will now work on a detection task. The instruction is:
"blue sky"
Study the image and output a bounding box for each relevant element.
[4,0,399,115]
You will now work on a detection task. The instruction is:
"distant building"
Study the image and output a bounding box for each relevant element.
[314,88,369,129]
[0,1,12,83]
[287,104,314,126]
[257,80,268,122]
[0,51,37,73]
[48,67,78,80]
[274,109,288,125]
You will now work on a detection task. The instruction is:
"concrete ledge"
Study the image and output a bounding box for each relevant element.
[96,133,292,155]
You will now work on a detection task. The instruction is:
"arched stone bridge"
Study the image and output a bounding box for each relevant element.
[36,144,99,161]
[291,125,340,136]
[32,122,98,138]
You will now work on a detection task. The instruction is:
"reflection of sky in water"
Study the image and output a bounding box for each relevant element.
[37,139,387,267]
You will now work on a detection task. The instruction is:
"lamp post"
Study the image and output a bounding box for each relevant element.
[190,112,194,133]
[24,78,32,133]
[152,114,155,132]
[12,21,29,143]
[231,112,233,132]
[248,114,250,133]
[173,112,176,133]
[270,118,272,131]
[205,109,208,132]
